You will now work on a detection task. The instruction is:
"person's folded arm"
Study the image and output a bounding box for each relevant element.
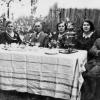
[89,39,100,56]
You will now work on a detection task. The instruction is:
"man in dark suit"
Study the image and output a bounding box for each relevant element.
[23,21,49,47]
[30,21,48,47]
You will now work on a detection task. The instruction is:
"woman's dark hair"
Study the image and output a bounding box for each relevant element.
[6,21,12,27]
[56,22,67,31]
[81,20,95,32]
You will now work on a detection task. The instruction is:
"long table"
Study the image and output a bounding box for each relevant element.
[0,47,87,100]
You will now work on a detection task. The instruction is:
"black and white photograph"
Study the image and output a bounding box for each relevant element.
[0,0,100,100]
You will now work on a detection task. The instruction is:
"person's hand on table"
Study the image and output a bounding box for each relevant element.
[58,35,63,40]
[49,40,57,48]
[51,40,57,45]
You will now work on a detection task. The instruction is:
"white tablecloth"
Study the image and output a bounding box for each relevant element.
[0,47,87,100]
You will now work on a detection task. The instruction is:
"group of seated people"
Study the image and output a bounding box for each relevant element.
[0,19,100,100]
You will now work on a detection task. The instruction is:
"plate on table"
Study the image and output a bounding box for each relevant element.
[45,49,59,55]
[59,49,78,54]
[7,48,18,51]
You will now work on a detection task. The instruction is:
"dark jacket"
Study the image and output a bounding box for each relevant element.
[76,31,98,60]
[30,31,49,47]
[0,31,22,44]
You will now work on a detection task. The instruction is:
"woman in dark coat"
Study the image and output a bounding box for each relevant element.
[79,20,99,100]
[0,21,22,44]
[75,20,98,60]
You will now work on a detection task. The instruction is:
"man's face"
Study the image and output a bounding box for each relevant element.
[35,22,42,32]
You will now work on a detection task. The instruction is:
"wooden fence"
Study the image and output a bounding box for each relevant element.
[46,8,100,34]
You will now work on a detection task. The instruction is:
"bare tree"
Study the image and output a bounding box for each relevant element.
[1,0,21,19]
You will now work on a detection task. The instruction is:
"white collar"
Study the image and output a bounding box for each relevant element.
[83,31,94,38]
[6,31,15,37]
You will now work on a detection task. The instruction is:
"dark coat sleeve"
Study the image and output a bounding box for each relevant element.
[89,38,100,56]
[0,32,6,44]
